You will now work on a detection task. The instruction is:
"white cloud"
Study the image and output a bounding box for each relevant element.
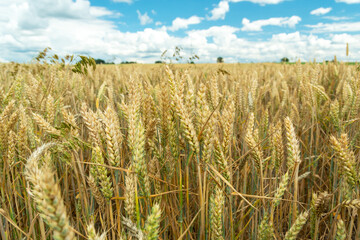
[331,33,359,43]
[207,0,286,21]
[25,0,116,19]
[207,1,229,20]
[90,7,116,17]
[0,0,122,61]
[335,0,360,3]
[310,7,332,16]
[229,0,285,5]
[137,10,153,25]
[168,16,203,31]
[155,21,162,26]
[112,0,133,3]
[323,16,350,21]
[1,0,360,64]
[183,28,360,62]
[306,22,360,32]
[241,16,301,31]
[0,57,8,63]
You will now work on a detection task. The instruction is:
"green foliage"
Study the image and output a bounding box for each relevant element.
[281,57,289,63]
[95,59,114,64]
[95,59,106,64]
[217,57,224,63]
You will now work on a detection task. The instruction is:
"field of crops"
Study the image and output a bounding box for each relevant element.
[0,61,359,239]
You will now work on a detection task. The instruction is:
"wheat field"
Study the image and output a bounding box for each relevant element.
[0,61,359,239]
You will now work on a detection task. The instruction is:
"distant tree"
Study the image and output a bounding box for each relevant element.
[217,57,224,63]
[121,61,137,64]
[155,60,164,64]
[95,59,106,64]
[281,57,289,63]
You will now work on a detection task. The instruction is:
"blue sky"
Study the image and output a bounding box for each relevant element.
[0,0,359,63]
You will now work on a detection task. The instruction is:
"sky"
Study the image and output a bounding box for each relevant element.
[0,0,359,63]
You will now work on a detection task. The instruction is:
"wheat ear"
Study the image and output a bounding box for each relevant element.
[258,213,274,240]
[210,186,224,240]
[104,106,121,167]
[124,172,136,221]
[284,211,308,240]
[284,116,301,222]
[87,175,105,211]
[32,112,60,136]
[91,145,113,200]
[330,134,357,189]
[166,66,199,154]
[145,203,161,240]
[25,143,75,240]
[336,217,346,240]
[87,222,106,240]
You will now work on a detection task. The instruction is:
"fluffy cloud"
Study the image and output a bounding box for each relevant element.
[241,16,301,31]
[137,10,153,25]
[335,0,360,3]
[0,0,121,61]
[168,16,203,31]
[306,21,360,32]
[331,33,360,44]
[183,29,359,62]
[207,1,229,20]
[207,0,286,21]
[0,0,359,64]
[310,7,332,16]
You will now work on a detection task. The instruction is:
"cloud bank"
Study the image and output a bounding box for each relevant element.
[0,0,359,64]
